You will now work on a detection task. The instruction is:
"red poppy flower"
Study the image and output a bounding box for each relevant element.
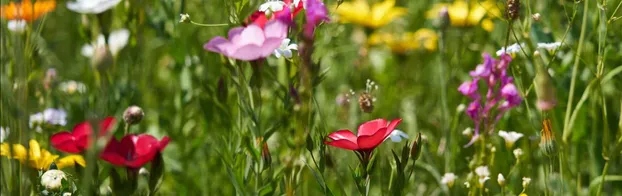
[244,0,303,28]
[100,134,169,168]
[325,118,402,152]
[50,117,117,153]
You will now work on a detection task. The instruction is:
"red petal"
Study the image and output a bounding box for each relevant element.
[158,136,170,151]
[98,117,117,137]
[325,140,359,150]
[325,130,359,150]
[357,119,388,137]
[383,118,403,139]
[245,11,268,28]
[73,122,94,150]
[50,132,81,153]
[357,127,388,150]
[125,150,157,168]
[134,134,159,156]
[100,138,126,166]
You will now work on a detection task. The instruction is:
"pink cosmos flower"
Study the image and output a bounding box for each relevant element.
[204,19,288,61]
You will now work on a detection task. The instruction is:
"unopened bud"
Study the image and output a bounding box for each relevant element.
[410,132,422,161]
[123,105,144,125]
[91,46,114,72]
[43,68,57,91]
[217,77,228,102]
[506,0,520,21]
[358,92,374,113]
[532,13,541,21]
[257,137,272,168]
[438,6,450,30]
[41,170,67,191]
[534,52,557,111]
[497,173,506,186]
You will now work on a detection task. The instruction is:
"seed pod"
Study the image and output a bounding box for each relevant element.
[123,105,144,125]
[534,52,557,111]
[506,0,520,21]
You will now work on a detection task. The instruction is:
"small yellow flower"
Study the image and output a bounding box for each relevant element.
[368,28,438,53]
[426,1,500,32]
[335,0,407,28]
[1,140,85,170]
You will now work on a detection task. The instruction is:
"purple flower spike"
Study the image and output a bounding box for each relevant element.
[466,101,481,120]
[304,0,329,38]
[501,84,522,107]
[204,20,288,61]
[458,79,479,99]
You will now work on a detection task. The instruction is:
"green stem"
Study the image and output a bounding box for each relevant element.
[596,161,609,196]
[190,21,229,27]
[563,0,590,143]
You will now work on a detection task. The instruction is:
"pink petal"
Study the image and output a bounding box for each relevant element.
[228,27,245,40]
[260,38,286,57]
[204,36,233,55]
[357,119,388,137]
[357,127,388,150]
[230,44,264,61]
[231,25,265,46]
[383,118,402,139]
[327,130,357,142]
[263,20,288,39]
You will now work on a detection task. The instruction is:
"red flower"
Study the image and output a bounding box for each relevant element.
[50,117,117,153]
[100,134,170,168]
[325,118,402,151]
[244,0,303,28]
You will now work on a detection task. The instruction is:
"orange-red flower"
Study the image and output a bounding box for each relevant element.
[1,0,56,22]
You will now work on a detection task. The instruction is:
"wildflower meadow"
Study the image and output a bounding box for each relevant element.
[1,0,622,195]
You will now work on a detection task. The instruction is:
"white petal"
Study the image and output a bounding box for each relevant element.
[273,49,282,58]
[67,0,121,14]
[81,44,95,57]
[388,130,409,142]
[108,29,130,56]
[287,43,298,50]
[7,20,27,33]
[282,49,293,58]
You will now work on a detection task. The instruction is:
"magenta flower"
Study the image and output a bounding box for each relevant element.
[204,20,288,61]
[304,0,329,38]
[458,53,522,146]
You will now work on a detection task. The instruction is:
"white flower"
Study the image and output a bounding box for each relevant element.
[462,127,473,137]
[58,81,87,94]
[67,0,122,14]
[513,148,523,159]
[386,129,409,142]
[29,109,67,132]
[497,173,505,186]
[81,29,130,58]
[273,38,298,59]
[475,166,490,178]
[179,13,190,23]
[139,167,150,176]
[456,104,466,113]
[496,43,524,56]
[0,127,8,142]
[537,42,562,51]
[464,182,470,188]
[63,193,72,196]
[7,20,27,33]
[522,177,531,188]
[41,170,67,191]
[259,0,286,16]
[441,173,457,187]
[498,130,524,148]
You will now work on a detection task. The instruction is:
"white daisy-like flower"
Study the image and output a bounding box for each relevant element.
[385,129,409,142]
[273,38,298,59]
[537,42,562,51]
[58,81,87,94]
[441,173,457,187]
[496,43,524,56]
[0,127,8,142]
[29,109,68,132]
[67,0,122,14]
[497,173,505,186]
[41,170,67,191]
[259,0,286,16]
[7,20,27,33]
[81,29,130,58]
[522,177,531,188]
[498,130,524,148]
[513,148,523,159]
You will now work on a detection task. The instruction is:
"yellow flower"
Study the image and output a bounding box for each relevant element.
[1,140,86,170]
[426,0,500,32]
[335,0,407,28]
[368,28,438,53]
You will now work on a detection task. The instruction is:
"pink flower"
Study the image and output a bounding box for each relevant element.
[304,0,329,38]
[204,20,288,61]
[501,83,521,107]
[458,79,479,99]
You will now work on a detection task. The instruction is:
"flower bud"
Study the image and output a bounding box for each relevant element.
[179,13,191,23]
[497,173,505,186]
[539,119,557,156]
[43,68,57,91]
[91,45,114,72]
[522,177,531,188]
[441,173,457,188]
[513,148,523,159]
[534,52,557,111]
[438,6,450,30]
[41,170,67,191]
[123,105,144,125]
[410,132,422,161]
[358,92,374,113]
[506,0,520,21]
[532,13,541,21]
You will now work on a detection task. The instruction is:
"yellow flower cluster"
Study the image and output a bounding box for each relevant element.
[335,0,407,28]
[426,0,501,32]
[1,140,85,170]
[368,29,439,53]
